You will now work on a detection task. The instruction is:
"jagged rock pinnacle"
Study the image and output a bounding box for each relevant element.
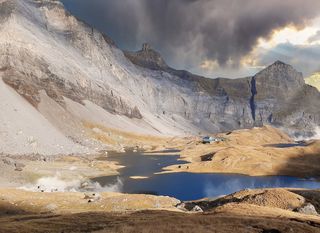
[124,43,169,70]
[273,60,287,66]
[142,43,151,52]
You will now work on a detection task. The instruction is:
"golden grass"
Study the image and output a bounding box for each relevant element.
[1,189,320,233]
[161,126,320,177]
[82,121,171,147]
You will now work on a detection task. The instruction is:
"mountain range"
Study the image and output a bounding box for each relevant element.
[0,0,319,155]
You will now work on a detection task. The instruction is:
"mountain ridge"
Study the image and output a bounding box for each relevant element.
[0,0,319,155]
[125,43,320,132]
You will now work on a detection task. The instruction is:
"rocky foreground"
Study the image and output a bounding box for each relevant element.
[0,188,320,232]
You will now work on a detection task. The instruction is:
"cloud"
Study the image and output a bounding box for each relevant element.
[204,176,320,198]
[308,30,320,43]
[254,42,320,76]
[62,0,320,75]
[200,60,219,71]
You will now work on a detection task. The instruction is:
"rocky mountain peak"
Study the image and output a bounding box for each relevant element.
[264,60,296,73]
[142,43,151,52]
[272,60,288,66]
[254,60,305,90]
[124,43,169,70]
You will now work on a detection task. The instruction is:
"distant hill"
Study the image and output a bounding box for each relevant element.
[306,73,320,91]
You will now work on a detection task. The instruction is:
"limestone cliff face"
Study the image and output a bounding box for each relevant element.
[252,61,320,135]
[126,45,320,137]
[0,0,142,119]
[0,0,319,156]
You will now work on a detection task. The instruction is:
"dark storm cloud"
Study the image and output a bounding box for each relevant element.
[62,0,320,70]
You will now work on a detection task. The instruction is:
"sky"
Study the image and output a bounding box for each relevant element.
[62,0,320,78]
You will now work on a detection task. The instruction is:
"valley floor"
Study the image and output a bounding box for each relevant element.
[154,126,320,178]
[1,125,320,232]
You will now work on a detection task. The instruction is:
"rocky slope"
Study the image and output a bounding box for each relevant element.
[0,0,319,155]
[0,0,200,155]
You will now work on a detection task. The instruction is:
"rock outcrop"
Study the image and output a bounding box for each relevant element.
[125,43,169,70]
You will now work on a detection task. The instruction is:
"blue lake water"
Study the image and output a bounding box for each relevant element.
[93,151,320,201]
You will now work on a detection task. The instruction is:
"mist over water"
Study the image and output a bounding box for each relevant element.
[21,173,123,193]
[294,126,320,141]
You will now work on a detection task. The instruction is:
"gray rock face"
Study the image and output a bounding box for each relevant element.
[125,43,169,71]
[0,0,142,119]
[1,62,142,119]
[126,45,320,137]
[296,203,318,216]
[252,61,320,136]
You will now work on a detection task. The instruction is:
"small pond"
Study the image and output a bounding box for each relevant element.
[93,150,320,201]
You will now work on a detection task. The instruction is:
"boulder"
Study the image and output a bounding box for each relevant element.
[84,193,101,202]
[296,203,318,216]
[14,162,25,171]
[192,205,203,213]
